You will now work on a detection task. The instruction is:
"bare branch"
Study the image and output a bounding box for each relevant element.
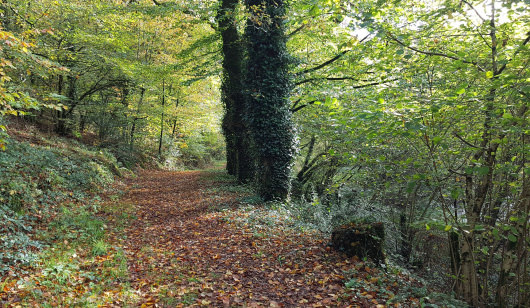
[290,100,317,113]
[453,131,484,150]
[296,75,378,86]
[461,0,486,22]
[296,76,397,88]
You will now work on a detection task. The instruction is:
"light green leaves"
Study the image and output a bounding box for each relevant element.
[309,5,321,17]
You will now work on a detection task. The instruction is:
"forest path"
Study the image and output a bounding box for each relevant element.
[118,169,364,307]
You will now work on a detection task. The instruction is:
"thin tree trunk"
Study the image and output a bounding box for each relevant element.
[130,87,145,151]
[171,119,177,139]
[158,79,165,157]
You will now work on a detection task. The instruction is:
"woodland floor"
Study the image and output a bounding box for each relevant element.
[2,169,427,307]
[109,169,421,307]
[117,169,352,307]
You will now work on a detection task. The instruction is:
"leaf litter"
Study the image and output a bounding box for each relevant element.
[120,170,424,307]
[1,169,427,307]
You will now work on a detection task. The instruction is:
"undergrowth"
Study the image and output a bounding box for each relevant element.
[0,133,117,271]
[0,129,137,306]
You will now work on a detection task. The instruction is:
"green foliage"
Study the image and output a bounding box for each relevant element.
[0,27,66,121]
[1,0,223,166]
[284,192,374,234]
[48,205,105,244]
[286,0,529,305]
[0,138,115,213]
[0,205,42,272]
[0,131,116,274]
[164,130,225,169]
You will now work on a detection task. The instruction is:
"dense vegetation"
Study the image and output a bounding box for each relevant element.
[1,0,528,307]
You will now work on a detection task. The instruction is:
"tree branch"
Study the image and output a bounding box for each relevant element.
[296,76,397,88]
[296,50,351,76]
[290,100,317,113]
[296,75,390,86]
[4,4,35,27]
[461,0,486,22]
[288,23,307,38]
[453,131,484,149]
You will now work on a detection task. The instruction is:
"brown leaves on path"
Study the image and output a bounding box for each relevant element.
[120,170,412,307]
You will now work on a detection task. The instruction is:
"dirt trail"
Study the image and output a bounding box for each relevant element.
[120,170,417,308]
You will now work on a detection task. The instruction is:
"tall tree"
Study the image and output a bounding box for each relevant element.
[244,0,295,200]
[216,0,254,182]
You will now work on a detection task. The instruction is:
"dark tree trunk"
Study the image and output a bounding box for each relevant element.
[400,212,412,264]
[217,0,254,182]
[130,87,145,151]
[55,74,72,136]
[244,0,295,200]
[171,119,178,139]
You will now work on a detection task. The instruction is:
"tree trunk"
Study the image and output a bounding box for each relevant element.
[171,119,177,139]
[244,0,295,200]
[217,0,254,181]
[458,233,480,307]
[496,178,529,307]
[158,79,165,157]
[400,212,412,264]
[130,87,145,151]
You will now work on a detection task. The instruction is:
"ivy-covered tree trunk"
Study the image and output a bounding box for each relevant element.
[217,0,254,181]
[244,0,295,200]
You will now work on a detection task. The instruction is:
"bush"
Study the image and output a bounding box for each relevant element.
[286,185,383,234]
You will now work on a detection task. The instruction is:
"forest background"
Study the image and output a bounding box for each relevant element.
[0,0,528,307]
